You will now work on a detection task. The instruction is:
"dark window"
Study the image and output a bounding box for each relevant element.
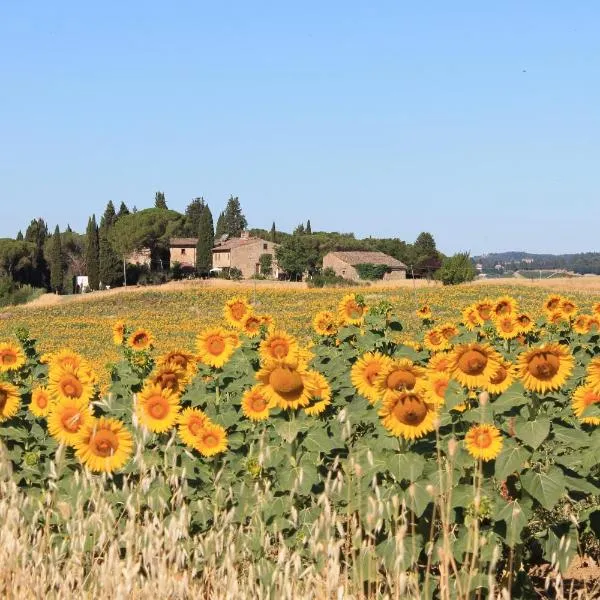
[181,249,186,255]
[263,243,268,250]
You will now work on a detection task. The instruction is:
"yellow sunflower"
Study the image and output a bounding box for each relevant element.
[450,343,503,389]
[543,294,564,315]
[517,343,574,394]
[112,320,126,345]
[439,322,459,342]
[560,298,578,318]
[474,299,494,322]
[0,342,25,372]
[240,313,265,338]
[484,360,515,395]
[378,390,437,440]
[588,316,600,333]
[241,385,272,421]
[75,417,133,473]
[515,313,535,334]
[548,311,565,325]
[30,386,52,418]
[256,362,312,409]
[462,305,483,330]
[149,364,189,395]
[48,366,95,405]
[313,310,338,337]
[423,328,450,352]
[585,357,600,392]
[572,385,600,425]
[416,304,432,320]
[194,423,228,457]
[259,331,300,366]
[427,352,453,375]
[493,296,518,318]
[178,407,210,448]
[338,294,367,326]
[224,296,252,329]
[196,327,236,368]
[350,351,392,405]
[593,302,600,317]
[0,381,20,422]
[304,371,332,416]
[156,350,197,376]
[47,398,94,446]
[376,358,426,400]
[464,424,503,461]
[136,384,180,433]
[423,372,450,407]
[128,328,154,351]
[494,315,520,340]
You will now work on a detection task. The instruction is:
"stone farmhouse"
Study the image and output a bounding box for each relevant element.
[169,238,198,270]
[322,251,407,280]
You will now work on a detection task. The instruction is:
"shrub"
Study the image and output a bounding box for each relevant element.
[354,263,390,280]
[437,252,477,285]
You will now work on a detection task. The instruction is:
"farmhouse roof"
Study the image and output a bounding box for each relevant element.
[170,238,199,247]
[327,251,407,269]
[213,237,275,251]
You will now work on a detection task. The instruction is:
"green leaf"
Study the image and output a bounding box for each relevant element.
[302,427,338,453]
[515,417,550,450]
[406,480,433,517]
[274,419,309,444]
[552,424,591,448]
[582,403,600,418]
[495,439,531,481]
[491,382,529,412]
[543,524,578,574]
[444,379,467,410]
[388,453,425,483]
[496,500,528,547]
[564,475,600,495]
[521,467,566,510]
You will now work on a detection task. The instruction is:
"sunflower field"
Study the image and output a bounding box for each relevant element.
[1,291,600,598]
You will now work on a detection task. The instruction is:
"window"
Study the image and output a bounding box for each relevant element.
[263,243,268,250]
[181,249,186,255]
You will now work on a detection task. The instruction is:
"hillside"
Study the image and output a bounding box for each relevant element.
[474,251,600,275]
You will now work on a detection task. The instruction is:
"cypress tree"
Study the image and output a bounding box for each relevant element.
[154,191,168,209]
[99,202,121,287]
[185,198,206,236]
[215,211,226,238]
[86,216,100,290]
[305,220,312,234]
[196,205,215,273]
[223,196,247,237]
[270,222,277,243]
[50,225,64,293]
[118,202,130,218]
[16,230,23,241]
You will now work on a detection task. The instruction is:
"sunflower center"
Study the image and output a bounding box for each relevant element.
[364,363,380,386]
[0,390,7,408]
[429,332,442,345]
[230,302,246,320]
[433,379,448,397]
[156,372,179,390]
[458,349,488,375]
[527,353,560,380]
[500,319,514,333]
[562,303,575,314]
[61,376,83,399]
[188,417,204,436]
[269,367,304,394]
[496,302,511,315]
[518,315,531,326]
[392,395,429,426]
[207,335,226,355]
[91,430,119,457]
[582,391,600,407]
[478,306,492,320]
[547,299,560,311]
[36,394,48,408]
[245,318,260,331]
[147,396,169,419]
[250,395,267,412]
[345,301,364,320]
[61,408,82,433]
[171,355,187,368]
[270,339,290,359]
[474,430,493,448]
[203,433,219,447]
[387,369,417,391]
[490,366,508,385]
[1,351,16,365]
[133,333,148,347]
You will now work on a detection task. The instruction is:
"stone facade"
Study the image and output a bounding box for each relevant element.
[322,251,407,281]
[126,248,152,267]
[169,238,197,269]
[213,236,279,279]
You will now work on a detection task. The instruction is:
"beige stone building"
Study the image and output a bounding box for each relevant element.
[126,248,152,267]
[212,232,279,278]
[322,251,407,280]
[169,238,198,269]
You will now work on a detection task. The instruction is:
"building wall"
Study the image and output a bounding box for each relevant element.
[322,254,359,280]
[169,246,196,269]
[127,249,152,267]
[383,269,406,280]
[212,250,231,269]
[229,240,279,278]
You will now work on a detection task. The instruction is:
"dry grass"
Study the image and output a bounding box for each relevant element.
[473,277,600,292]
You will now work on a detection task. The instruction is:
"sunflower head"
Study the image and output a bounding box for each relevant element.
[474,299,494,322]
[350,351,392,405]
[157,350,197,376]
[424,372,450,406]
[543,294,563,315]
[48,366,95,405]
[196,327,236,368]
[112,320,126,345]
[304,371,332,416]
[493,296,518,318]
[439,322,459,341]
[224,297,252,328]
[462,305,483,330]
[464,424,503,461]
[256,362,311,409]
[423,328,450,352]
[416,305,432,320]
[338,294,367,326]
[427,352,453,375]
[494,315,520,340]
[560,298,578,317]
[241,313,265,338]
[484,360,515,395]
[128,329,154,351]
[376,358,426,400]
[585,357,600,392]
[378,389,437,440]
[450,343,502,389]
[47,398,93,446]
[573,315,591,335]
[0,381,20,422]
[75,417,133,473]
[515,313,534,334]
[136,384,180,433]
[241,385,272,421]
[313,311,338,337]
[0,342,25,372]
[572,385,600,425]
[178,407,210,448]
[195,423,228,457]
[517,343,574,394]
[259,331,300,366]
[149,364,188,394]
[30,386,52,418]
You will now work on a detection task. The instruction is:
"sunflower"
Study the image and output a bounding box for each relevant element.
[313,311,338,337]
[241,385,271,421]
[464,424,503,461]
[515,313,535,334]
[378,390,437,440]
[439,322,459,342]
[47,398,94,446]
[112,320,126,345]
[136,384,180,433]
[593,302,600,317]
[493,296,518,318]
[517,343,574,394]
[376,358,426,402]
[338,294,367,326]
[585,357,600,392]
[48,350,94,380]
[304,371,332,416]
[560,298,578,318]
[416,304,432,320]
[423,372,450,407]
[548,311,565,325]
[256,362,312,409]
[156,350,197,376]
[474,299,494,322]
[149,364,189,395]
[543,294,563,315]
[48,367,95,405]
[427,352,453,375]
[494,315,520,340]
[484,360,515,395]
[450,343,502,389]
[350,351,392,404]
[224,297,252,329]
[194,423,228,457]
[196,327,236,368]
[0,342,25,372]
[178,407,210,448]
[75,418,133,473]
[588,316,600,333]
[128,329,153,351]
[241,313,265,338]
[423,328,450,352]
[0,381,20,422]
[572,385,600,425]
[572,315,591,335]
[462,305,483,330]
[259,331,300,366]
[30,386,52,418]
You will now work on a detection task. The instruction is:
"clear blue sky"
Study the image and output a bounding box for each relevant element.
[1,1,598,255]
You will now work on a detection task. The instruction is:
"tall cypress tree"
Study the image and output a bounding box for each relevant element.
[99,201,121,287]
[118,202,130,218]
[50,225,64,293]
[16,230,23,241]
[25,218,49,288]
[223,196,247,237]
[86,216,100,290]
[215,211,226,238]
[185,197,206,236]
[154,191,168,209]
[270,222,277,243]
[196,205,215,273]
[305,220,312,234]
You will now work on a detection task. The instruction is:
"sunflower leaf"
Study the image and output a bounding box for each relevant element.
[521,467,566,510]
[495,439,530,480]
[515,418,550,450]
[496,500,528,547]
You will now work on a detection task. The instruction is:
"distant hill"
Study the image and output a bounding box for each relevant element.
[473,251,600,275]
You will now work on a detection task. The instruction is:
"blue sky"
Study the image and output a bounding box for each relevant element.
[1,1,598,255]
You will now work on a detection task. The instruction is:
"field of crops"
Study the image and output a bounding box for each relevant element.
[1,283,600,598]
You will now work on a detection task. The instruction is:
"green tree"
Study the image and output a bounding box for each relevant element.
[24,218,49,288]
[184,197,206,236]
[223,196,247,237]
[16,231,23,241]
[86,216,100,290]
[49,225,64,293]
[0,239,35,283]
[259,253,273,276]
[414,232,437,261]
[102,201,118,227]
[195,205,214,273]
[155,191,168,210]
[275,236,320,280]
[270,222,277,243]
[437,252,477,285]
[305,220,312,234]
[215,211,226,238]
[118,202,130,218]
[99,201,122,287]
[293,223,305,235]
